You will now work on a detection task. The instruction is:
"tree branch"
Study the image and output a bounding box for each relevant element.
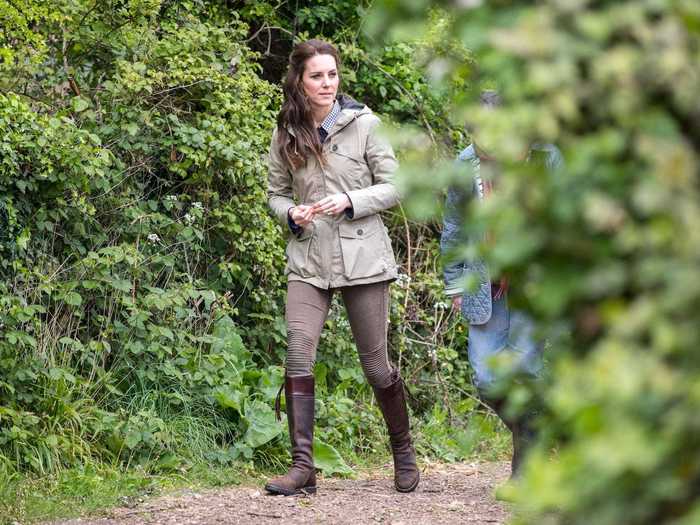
[362,54,437,146]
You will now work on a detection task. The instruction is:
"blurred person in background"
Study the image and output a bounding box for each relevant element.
[441,90,563,478]
[265,39,419,496]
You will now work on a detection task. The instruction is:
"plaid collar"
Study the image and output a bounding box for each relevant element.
[319,100,341,137]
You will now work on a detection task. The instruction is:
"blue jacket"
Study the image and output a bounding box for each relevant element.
[441,143,563,324]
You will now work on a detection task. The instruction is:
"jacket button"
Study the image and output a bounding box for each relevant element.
[331,144,338,152]
[357,229,363,235]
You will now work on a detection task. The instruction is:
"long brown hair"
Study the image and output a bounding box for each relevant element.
[277,39,341,170]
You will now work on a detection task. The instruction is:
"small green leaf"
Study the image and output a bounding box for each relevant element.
[72,97,90,112]
[125,122,138,136]
[124,431,141,449]
[110,279,132,292]
[159,326,174,340]
[64,291,83,306]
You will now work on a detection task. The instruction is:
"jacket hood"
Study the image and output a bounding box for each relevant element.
[332,94,372,132]
[337,93,366,111]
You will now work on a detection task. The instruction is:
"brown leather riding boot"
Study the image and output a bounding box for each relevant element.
[265,375,317,496]
[373,372,420,493]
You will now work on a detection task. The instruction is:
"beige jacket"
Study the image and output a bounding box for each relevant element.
[267,96,400,289]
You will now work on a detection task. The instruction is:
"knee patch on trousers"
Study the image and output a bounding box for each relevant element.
[286,329,317,377]
[359,346,393,388]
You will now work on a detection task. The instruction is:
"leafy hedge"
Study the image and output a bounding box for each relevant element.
[1,0,492,488]
[0,1,292,473]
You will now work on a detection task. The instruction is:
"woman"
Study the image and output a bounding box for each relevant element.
[265,39,419,496]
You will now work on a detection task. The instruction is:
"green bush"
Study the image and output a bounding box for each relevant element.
[0,1,289,474]
[1,0,489,491]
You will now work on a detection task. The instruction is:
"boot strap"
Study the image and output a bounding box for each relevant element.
[274,381,284,421]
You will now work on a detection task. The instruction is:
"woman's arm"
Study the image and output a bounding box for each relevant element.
[441,146,479,297]
[344,115,400,220]
[267,128,298,226]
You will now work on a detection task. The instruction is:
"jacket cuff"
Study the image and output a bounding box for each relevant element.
[287,207,302,236]
[343,192,354,219]
[444,286,464,297]
[344,189,370,220]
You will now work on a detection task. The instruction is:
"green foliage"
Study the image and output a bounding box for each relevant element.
[0,1,290,476]
[373,0,700,523]
[0,459,261,524]
[1,3,497,506]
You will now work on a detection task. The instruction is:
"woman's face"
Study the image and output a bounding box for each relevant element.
[301,53,339,112]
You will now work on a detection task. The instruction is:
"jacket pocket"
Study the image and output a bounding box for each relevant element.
[285,226,314,278]
[338,216,387,280]
[329,144,366,183]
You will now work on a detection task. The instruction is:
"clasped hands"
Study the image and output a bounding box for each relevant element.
[289,193,351,227]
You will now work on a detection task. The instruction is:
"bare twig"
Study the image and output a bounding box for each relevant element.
[65,0,104,52]
[246,23,297,43]
[150,80,207,97]
[62,28,80,96]
[247,511,284,519]
[116,505,177,517]
[397,203,412,372]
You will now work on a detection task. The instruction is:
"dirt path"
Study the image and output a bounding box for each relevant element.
[54,461,510,525]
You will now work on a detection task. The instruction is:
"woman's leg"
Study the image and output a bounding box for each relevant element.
[469,293,543,392]
[341,281,419,493]
[265,281,331,496]
[468,292,510,394]
[285,281,332,377]
[340,281,393,388]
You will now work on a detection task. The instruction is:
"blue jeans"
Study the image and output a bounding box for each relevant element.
[467,292,543,394]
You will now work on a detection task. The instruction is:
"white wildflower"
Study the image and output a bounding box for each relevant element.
[192,201,204,211]
[183,213,195,224]
[147,233,160,243]
[396,273,411,287]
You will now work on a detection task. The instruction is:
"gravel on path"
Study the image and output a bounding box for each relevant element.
[52,461,511,525]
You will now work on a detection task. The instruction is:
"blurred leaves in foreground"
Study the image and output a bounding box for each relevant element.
[371,1,700,523]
